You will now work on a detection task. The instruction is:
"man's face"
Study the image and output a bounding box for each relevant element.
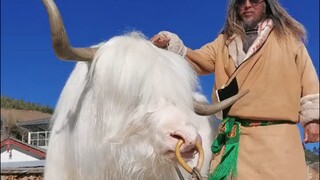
[237,0,266,29]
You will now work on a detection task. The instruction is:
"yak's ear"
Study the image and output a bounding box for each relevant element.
[42,0,97,62]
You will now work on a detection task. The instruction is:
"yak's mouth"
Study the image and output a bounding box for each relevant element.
[164,147,197,162]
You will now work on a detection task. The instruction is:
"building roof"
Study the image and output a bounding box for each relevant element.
[17,117,51,132]
[1,160,45,174]
[1,137,46,160]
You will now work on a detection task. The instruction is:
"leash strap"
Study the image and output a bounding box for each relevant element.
[175,165,186,180]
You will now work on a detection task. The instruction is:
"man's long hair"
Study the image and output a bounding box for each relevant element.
[222,0,307,43]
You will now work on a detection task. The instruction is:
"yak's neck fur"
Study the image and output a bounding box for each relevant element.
[45,32,202,180]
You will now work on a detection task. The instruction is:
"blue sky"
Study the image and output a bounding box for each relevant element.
[1,1,319,149]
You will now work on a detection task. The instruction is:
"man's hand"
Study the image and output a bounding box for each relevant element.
[304,121,320,143]
[150,34,170,48]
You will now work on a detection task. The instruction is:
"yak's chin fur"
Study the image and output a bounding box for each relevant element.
[45,32,217,180]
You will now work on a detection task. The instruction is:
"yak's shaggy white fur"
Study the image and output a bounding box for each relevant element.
[44,32,217,180]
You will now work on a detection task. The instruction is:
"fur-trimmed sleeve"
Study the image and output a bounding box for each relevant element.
[296,45,319,126]
[300,94,319,126]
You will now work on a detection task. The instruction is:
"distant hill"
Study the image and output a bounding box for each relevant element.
[1,96,53,141]
[1,96,53,114]
[1,109,52,122]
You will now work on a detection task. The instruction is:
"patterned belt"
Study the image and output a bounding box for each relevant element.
[209,117,295,180]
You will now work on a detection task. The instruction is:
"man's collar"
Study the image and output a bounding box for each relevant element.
[225,19,274,46]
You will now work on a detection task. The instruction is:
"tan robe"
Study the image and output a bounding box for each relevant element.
[186,31,319,180]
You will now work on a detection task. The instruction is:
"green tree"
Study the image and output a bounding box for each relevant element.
[1,96,54,114]
[305,149,320,164]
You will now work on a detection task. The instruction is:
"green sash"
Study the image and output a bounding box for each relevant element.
[209,117,294,180]
[209,117,240,180]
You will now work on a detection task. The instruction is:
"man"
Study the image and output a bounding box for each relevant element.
[151,0,319,179]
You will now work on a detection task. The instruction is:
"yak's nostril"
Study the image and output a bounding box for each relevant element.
[170,133,195,147]
[170,134,184,141]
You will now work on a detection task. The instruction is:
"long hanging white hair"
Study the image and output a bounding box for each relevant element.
[45,32,206,180]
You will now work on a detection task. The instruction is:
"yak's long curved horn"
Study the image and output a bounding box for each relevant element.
[193,90,249,116]
[42,0,97,61]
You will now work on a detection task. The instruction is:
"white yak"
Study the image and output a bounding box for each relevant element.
[45,33,215,180]
[42,0,247,179]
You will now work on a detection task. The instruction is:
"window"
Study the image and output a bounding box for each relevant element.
[28,131,50,147]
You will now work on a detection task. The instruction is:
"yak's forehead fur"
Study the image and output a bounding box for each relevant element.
[46,32,201,179]
[89,32,199,141]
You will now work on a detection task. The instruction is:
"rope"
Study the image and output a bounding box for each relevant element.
[174,165,185,180]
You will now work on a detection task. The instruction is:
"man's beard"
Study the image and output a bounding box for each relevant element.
[244,20,259,31]
[243,14,267,31]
